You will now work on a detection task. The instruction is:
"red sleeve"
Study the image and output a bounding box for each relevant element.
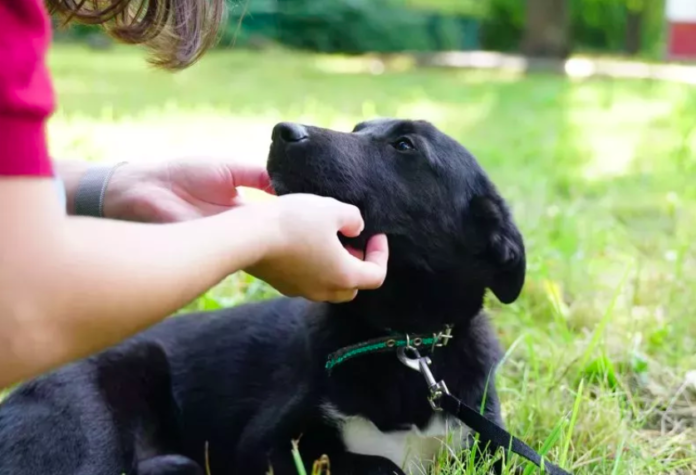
[0,0,56,177]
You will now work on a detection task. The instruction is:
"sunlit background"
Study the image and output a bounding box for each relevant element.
[46,0,696,473]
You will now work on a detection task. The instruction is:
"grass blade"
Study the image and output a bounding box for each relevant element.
[523,417,566,475]
[291,439,309,475]
[610,436,627,475]
[559,378,584,468]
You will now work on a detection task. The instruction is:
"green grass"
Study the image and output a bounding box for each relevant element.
[47,44,696,474]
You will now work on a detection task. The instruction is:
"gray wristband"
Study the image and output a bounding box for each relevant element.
[74,162,127,218]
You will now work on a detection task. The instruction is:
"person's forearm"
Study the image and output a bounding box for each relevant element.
[0,180,275,388]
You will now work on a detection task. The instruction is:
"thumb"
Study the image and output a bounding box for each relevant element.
[348,234,389,290]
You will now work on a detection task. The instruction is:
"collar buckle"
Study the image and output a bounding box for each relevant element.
[434,324,454,348]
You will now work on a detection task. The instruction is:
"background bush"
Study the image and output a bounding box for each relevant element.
[57,0,669,60]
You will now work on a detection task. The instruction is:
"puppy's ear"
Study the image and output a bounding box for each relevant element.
[470,195,526,304]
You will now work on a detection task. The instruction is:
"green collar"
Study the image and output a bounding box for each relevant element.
[325,325,454,373]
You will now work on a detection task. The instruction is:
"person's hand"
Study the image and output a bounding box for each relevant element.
[246,194,389,303]
[103,158,273,223]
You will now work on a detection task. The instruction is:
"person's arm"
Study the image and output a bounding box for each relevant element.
[0,178,275,387]
[0,0,389,390]
[0,178,389,388]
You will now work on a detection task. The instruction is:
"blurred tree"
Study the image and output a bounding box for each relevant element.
[522,0,571,58]
[569,0,664,57]
[479,0,525,52]
[625,0,645,55]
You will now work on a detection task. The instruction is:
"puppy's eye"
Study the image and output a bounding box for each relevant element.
[393,138,415,152]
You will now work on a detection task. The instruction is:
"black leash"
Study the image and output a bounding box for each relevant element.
[325,329,572,474]
[396,347,572,475]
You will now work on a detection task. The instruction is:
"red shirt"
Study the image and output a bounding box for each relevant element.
[0,0,55,176]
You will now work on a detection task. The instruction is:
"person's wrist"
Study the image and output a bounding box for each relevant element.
[249,200,286,262]
[102,163,159,221]
[235,200,287,270]
[73,162,128,218]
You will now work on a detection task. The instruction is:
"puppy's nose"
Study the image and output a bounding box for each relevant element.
[273,122,308,143]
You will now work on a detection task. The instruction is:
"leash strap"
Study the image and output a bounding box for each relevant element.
[440,393,571,474]
[397,347,572,475]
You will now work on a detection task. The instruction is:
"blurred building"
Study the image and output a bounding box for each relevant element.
[666,0,696,60]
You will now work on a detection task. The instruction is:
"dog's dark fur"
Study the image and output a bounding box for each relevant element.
[0,119,525,475]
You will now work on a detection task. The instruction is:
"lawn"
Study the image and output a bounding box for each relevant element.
[47,44,696,474]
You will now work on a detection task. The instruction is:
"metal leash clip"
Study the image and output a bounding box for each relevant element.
[397,346,450,411]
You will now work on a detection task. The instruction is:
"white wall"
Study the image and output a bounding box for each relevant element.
[667,0,696,22]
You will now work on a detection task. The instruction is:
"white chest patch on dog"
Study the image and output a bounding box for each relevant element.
[321,403,470,474]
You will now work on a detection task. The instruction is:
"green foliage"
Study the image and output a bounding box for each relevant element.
[226,0,480,53]
[275,0,429,53]
[570,0,666,56]
[227,0,666,57]
[479,0,526,52]
[478,0,667,57]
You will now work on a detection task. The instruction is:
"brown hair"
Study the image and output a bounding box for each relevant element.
[46,0,227,70]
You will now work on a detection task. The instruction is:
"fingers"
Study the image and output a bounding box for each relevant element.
[331,203,387,291]
[364,234,389,269]
[334,203,364,238]
[310,235,388,303]
[225,163,274,193]
[344,244,365,260]
[323,289,359,304]
[328,234,390,301]
[351,234,389,289]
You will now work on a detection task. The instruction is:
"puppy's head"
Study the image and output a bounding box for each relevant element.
[267,119,525,329]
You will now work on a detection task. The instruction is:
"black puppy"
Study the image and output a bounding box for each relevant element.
[0,119,525,475]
